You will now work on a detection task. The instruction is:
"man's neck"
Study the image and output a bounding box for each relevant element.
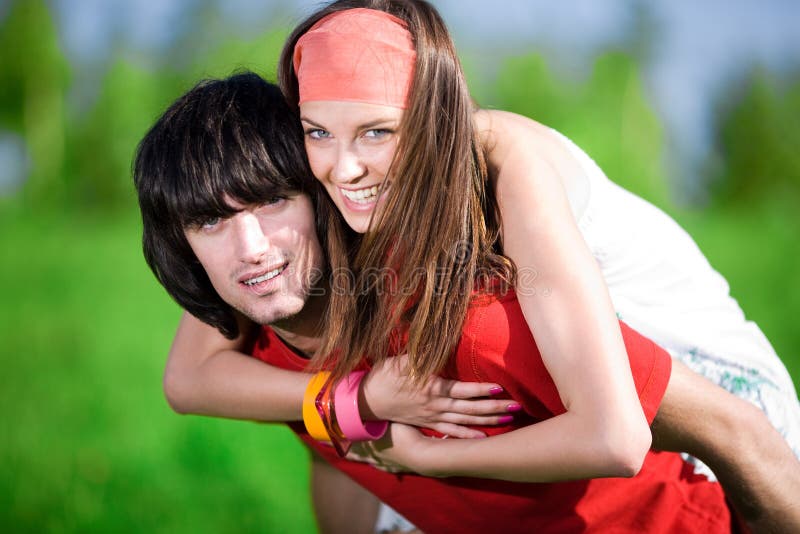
[269,292,327,357]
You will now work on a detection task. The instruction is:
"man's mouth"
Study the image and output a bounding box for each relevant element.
[242,265,286,286]
[340,183,387,205]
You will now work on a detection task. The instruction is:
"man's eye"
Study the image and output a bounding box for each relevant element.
[254,197,287,215]
[265,196,286,206]
[307,129,330,140]
[200,217,221,230]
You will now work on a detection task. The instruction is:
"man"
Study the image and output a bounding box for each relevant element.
[134,72,799,533]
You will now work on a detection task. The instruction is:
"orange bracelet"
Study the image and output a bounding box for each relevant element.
[317,377,352,457]
[303,371,331,441]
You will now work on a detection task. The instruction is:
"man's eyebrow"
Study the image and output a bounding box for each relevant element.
[300,116,399,130]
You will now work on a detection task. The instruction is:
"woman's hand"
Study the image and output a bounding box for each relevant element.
[345,423,438,475]
[360,355,520,439]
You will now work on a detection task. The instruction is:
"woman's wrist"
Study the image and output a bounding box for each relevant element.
[335,371,388,442]
[357,369,384,421]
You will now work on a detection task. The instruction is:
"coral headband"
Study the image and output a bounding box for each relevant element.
[293,8,416,109]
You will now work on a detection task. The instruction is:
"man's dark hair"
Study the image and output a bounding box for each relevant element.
[133,72,319,338]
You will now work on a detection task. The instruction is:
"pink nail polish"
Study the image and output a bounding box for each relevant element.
[498,415,514,424]
[506,403,522,413]
[489,386,504,395]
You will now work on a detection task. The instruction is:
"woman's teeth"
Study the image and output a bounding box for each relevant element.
[341,185,381,204]
[244,266,284,286]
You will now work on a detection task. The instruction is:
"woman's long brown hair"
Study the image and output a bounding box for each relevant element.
[279,0,513,382]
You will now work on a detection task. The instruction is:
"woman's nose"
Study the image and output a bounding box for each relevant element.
[331,146,367,184]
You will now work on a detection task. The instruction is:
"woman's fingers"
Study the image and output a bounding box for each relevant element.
[427,422,487,439]
[445,397,521,416]
[435,379,504,399]
[436,410,519,426]
[421,377,522,425]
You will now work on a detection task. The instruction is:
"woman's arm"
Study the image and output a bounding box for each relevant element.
[472,110,652,476]
[164,311,517,436]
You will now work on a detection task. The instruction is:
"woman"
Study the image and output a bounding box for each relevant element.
[278,0,799,473]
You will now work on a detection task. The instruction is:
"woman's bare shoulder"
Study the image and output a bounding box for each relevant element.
[475,109,548,144]
[474,109,590,217]
[475,110,572,161]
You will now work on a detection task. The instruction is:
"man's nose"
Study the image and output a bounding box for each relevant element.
[232,212,269,264]
[331,146,367,184]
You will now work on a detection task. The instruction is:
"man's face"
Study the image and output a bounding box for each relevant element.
[184,193,324,326]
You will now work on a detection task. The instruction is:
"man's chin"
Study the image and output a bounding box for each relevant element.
[240,309,288,327]
[239,300,305,327]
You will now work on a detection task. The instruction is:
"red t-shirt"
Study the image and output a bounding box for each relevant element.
[252,290,730,533]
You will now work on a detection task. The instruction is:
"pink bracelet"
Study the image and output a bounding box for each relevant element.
[334,370,388,441]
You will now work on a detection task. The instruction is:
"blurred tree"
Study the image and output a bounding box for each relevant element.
[186,26,288,83]
[66,61,185,210]
[711,68,800,208]
[0,0,69,205]
[63,8,290,212]
[490,51,670,209]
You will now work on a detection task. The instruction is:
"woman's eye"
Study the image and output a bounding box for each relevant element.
[307,129,330,140]
[364,128,391,139]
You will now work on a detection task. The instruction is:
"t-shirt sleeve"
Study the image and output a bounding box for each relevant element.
[618,320,672,424]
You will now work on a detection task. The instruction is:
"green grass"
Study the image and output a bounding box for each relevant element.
[0,205,317,533]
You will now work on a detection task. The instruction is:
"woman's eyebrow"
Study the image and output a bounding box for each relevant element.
[359,118,398,129]
[299,116,325,128]
[299,116,398,129]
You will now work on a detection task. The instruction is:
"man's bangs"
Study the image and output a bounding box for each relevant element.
[174,164,299,229]
[223,139,304,202]
[177,99,307,228]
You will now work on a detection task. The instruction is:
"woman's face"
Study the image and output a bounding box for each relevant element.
[300,100,403,234]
